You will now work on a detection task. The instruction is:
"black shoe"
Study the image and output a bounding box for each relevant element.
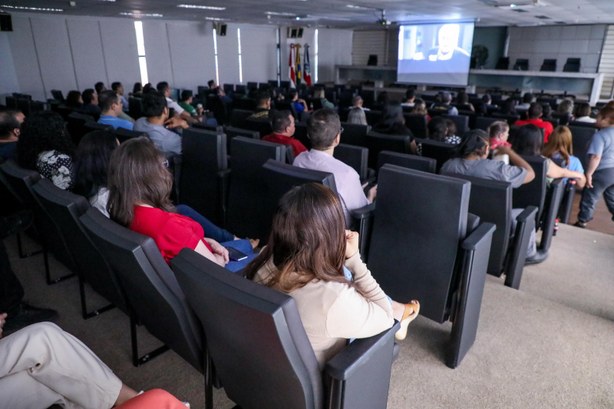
[574,220,587,228]
[3,303,58,335]
[525,250,548,266]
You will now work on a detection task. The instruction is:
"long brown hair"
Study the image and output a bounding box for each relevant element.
[244,183,348,292]
[107,137,174,226]
[543,125,573,164]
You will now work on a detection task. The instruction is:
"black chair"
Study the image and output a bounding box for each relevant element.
[223,126,260,154]
[445,174,537,289]
[495,57,510,70]
[225,138,287,240]
[31,180,123,318]
[442,114,469,136]
[364,110,382,126]
[66,112,95,146]
[404,114,428,138]
[333,143,370,182]
[229,108,255,127]
[563,58,581,72]
[340,123,370,148]
[567,120,597,129]
[377,151,436,174]
[294,122,310,150]
[512,156,548,223]
[113,127,146,144]
[513,58,529,71]
[569,125,597,170]
[172,249,399,409]
[243,118,273,137]
[128,97,143,120]
[0,161,75,284]
[417,138,457,172]
[540,59,557,72]
[366,165,495,368]
[51,89,65,102]
[491,112,520,126]
[366,131,411,169]
[179,128,229,225]
[79,208,203,371]
[474,116,498,131]
[558,181,576,224]
[537,178,564,254]
[84,122,113,133]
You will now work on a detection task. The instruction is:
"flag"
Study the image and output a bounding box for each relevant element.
[289,44,296,88]
[303,44,312,86]
[295,44,302,86]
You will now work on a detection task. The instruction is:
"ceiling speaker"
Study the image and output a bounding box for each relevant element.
[0,14,13,32]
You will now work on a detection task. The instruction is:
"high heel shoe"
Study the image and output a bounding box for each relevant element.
[395,300,420,341]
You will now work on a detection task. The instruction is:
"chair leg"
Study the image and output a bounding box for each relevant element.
[16,231,42,258]
[43,248,76,285]
[79,277,115,320]
[130,315,170,367]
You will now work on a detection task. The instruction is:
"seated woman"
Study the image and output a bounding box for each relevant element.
[373,102,417,153]
[245,183,420,368]
[16,111,75,190]
[107,137,255,273]
[510,124,586,185]
[542,125,586,189]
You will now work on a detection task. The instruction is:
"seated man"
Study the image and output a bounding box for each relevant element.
[262,109,307,158]
[178,90,218,127]
[430,91,458,116]
[79,88,102,118]
[0,110,24,161]
[98,90,134,131]
[133,91,188,155]
[247,91,272,120]
[515,102,553,142]
[156,81,197,125]
[293,108,376,222]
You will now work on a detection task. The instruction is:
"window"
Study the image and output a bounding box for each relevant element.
[314,28,319,83]
[212,27,220,85]
[134,21,148,85]
[237,28,243,84]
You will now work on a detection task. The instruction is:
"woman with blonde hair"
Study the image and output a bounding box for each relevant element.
[542,125,585,189]
[245,183,419,368]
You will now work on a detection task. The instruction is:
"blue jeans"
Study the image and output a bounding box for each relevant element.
[222,239,256,274]
[578,167,614,223]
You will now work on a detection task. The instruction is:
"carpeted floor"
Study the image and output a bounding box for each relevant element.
[5,221,614,409]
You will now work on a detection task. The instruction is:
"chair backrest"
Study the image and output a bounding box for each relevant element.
[333,143,369,181]
[377,150,436,174]
[365,110,382,126]
[32,180,128,311]
[340,122,370,148]
[513,58,529,71]
[79,207,203,371]
[172,249,322,409]
[224,126,260,154]
[66,112,95,145]
[84,122,113,133]
[51,89,65,102]
[179,128,228,224]
[442,114,469,136]
[540,59,557,72]
[244,118,273,137]
[417,138,458,172]
[226,137,287,239]
[293,122,310,150]
[474,116,498,131]
[495,57,510,70]
[512,155,547,222]
[568,125,597,170]
[366,131,411,168]
[128,97,143,120]
[367,165,469,323]
[563,57,581,72]
[403,114,428,138]
[113,127,147,144]
[490,112,520,126]
[229,108,255,127]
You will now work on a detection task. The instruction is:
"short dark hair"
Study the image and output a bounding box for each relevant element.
[405,88,416,100]
[0,111,21,139]
[510,124,543,156]
[142,91,167,117]
[256,90,271,105]
[527,102,543,119]
[307,108,341,150]
[95,82,106,94]
[180,90,193,102]
[111,82,122,92]
[457,129,489,158]
[65,90,82,108]
[82,88,96,105]
[156,81,169,93]
[522,92,534,103]
[269,109,292,133]
[99,90,119,112]
[207,80,215,88]
[72,130,118,198]
[574,102,591,118]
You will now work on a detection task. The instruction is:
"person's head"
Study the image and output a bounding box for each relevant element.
[111,82,124,95]
[522,92,534,104]
[488,121,510,141]
[380,102,405,128]
[142,91,168,118]
[95,82,106,95]
[482,94,492,104]
[557,99,574,115]
[99,90,122,115]
[17,111,74,170]
[456,91,469,105]
[427,116,448,141]
[501,98,517,114]
[574,102,591,118]
[596,105,614,129]
[541,103,552,119]
[445,119,457,136]
[107,137,174,226]
[347,107,367,125]
[180,90,193,103]
[256,90,272,109]
[412,98,427,115]
[527,102,543,119]
[0,111,23,140]
[288,89,298,101]
[65,90,83,108]
[438,24,460,54]
[441,91,452,105]
[207,79,216,88]
[352,95,363,108]
[307,108,341,150]
[376,91,389,104]
[82,88,97,106]
[142,83,153,94]
[269,109,294,135]
[405,88,416,102]
[543,125,573,164]
[244,183,348,291]
[510,124,543,156]
[72,130,119,198]
[132,82,143,95]
[156,81,170,97]
[457,129,489,159]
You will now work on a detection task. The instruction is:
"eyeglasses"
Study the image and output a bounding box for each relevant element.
[162,159,169,168]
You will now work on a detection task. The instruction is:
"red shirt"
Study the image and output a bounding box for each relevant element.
[263,133,307,157]
[514,118,554,143]
[130,205,212,263]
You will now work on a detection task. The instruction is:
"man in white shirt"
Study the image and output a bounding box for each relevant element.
[156,81,198,125]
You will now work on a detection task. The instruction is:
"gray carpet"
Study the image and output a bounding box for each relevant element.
[5,223,614,409]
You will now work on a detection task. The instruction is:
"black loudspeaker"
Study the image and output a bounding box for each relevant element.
[297,28,303,38]
[219,23,227,36]
[367,54,378,66]
[0,14,12,32]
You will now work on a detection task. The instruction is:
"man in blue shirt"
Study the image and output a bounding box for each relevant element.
[97,91,134,131]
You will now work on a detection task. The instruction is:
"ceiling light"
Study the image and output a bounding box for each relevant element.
[120,11,163,18]
[205,17,224,21]
[265,11,296,16]
[177,4,226,11]
[346,4,372,10]
[0,4,63,12]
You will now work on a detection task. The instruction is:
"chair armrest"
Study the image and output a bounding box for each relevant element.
[504,206,537,289]
[538,178,564,252]
[324,323,399,409]
[349,203,375,261]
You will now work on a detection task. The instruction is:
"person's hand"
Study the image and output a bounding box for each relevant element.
[585,173,593,189]
[164,117,189,130]
[345,230,359,259]
[367,184,378,202]
[494,145,512,156]
[0,312,7,339]
[206,238,229,264]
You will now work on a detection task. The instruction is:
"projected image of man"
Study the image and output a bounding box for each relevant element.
[427,24,470,64]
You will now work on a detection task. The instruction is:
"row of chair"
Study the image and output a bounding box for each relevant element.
[495,57,581,72]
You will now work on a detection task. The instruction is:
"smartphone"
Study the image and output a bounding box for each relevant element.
[226,246,248,261]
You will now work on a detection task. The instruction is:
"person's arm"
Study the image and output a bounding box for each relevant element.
[545,159,586,185]
[0,312,6,339]
[164,117,190,130]
[204,238,229,264]
[584,154,601,189]
[496,146,535,184]
[367,185,377,203]
[194,240,226,267]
